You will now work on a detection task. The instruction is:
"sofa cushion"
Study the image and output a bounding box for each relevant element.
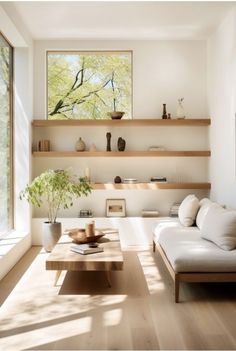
[201,205,236,251]
[155,226,236,272]
[178,194,200,227]
[196,198,217,230]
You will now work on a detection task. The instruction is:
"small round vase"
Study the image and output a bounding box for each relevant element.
[76,137,86,151]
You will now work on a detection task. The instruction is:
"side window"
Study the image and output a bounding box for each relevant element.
[0,33,13,236]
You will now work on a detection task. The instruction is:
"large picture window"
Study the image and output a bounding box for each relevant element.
[0,33,13,236]
[47,51,132,120]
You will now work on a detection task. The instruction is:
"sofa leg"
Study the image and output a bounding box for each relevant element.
[175,275,180,303]
[153,241,156,252]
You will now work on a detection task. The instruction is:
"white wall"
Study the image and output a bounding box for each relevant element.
[33,39,209,218]
[207,6,236,207]
[34,39,208,118]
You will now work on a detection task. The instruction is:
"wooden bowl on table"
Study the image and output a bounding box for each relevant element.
[66,228,105,244]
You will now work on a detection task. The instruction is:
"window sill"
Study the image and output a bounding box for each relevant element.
[0,230,29,257]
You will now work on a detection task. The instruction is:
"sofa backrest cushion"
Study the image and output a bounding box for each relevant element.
[178,194,200,227]
[201,205,236,250]
[196,198,217,230]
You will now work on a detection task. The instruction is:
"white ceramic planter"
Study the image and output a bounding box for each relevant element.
[42,222,62,252]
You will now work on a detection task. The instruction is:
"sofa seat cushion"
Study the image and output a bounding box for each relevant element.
[154,224,236,272]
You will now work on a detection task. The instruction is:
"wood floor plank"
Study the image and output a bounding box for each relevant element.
[0,247,236,350]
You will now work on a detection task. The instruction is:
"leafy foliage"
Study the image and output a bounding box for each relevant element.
[48,52,132,120]
[20,169,92,223]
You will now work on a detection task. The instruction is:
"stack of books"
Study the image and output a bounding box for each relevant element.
[142,209,159,217]
[122,178,138,184]
[148,146,165,151]
[70,243,104,255]
[150,176,167,182]
[169,202,181,217]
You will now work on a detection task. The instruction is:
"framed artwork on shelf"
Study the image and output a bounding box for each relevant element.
[106,198,126,217]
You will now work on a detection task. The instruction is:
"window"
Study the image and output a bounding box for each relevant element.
[47,51,132,120]
[0,33,13,236]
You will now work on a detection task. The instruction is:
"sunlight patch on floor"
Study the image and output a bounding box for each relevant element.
[137,250,165,294]
[103,308,123,326]
[0,316,92,351]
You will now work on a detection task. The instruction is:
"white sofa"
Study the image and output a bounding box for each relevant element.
[153,198,236,303]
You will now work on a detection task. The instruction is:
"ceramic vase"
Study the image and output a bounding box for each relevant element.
[162,104,167,119]
[42,222,62,252]
[76,137,86,151]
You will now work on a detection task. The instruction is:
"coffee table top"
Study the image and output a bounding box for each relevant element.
[46,229,123,271]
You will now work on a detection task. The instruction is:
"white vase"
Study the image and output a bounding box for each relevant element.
[42,222,62,252]
[176,102,185,119]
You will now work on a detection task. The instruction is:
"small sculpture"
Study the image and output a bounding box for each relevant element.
[106,132,111,151]
[118,137,126,151]
[114,176,122,183]
[162,104,167,119]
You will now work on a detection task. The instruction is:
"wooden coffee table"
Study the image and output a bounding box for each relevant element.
[46,229,124,286]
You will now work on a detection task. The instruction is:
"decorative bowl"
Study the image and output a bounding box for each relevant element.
[107,111,125,120]
[67,228,105,244]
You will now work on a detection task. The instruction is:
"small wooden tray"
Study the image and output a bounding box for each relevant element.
[66,228,105,244]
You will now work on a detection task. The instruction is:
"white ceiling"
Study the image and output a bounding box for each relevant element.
[2,1,235,40]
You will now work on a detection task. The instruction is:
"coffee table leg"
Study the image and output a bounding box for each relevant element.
[106,271,112,288]
[54,270,62,286]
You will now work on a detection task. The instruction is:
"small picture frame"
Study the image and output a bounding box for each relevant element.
[106,199,126,217]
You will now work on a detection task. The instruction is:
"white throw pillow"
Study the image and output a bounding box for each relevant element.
[178,195,200,227]
[196,198,217,230]
[201,205,236,251]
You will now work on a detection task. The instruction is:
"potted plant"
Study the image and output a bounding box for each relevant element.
[20,169,91,252]
[107,71,125,120]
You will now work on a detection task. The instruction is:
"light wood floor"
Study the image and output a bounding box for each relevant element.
[0,247,236,350]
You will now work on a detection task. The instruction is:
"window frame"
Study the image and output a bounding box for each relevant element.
[46,50,133,120]
[0,31,14,236]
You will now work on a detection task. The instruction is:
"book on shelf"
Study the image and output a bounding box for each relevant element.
[142,209,159,217]
[70,243,104,255]
[150,176,167,182]
[169,202,181,217]
[122,178,138,184]
[148,146,165,151]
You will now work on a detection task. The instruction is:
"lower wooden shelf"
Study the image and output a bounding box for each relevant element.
[92,182,211,190]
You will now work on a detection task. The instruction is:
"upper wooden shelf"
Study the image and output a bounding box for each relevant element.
[32,150,211,158]
[32,118,211,127]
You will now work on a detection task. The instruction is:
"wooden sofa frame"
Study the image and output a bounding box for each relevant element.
[153,241,236,303]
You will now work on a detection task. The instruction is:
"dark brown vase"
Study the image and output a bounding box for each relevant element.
[162,104,167,119]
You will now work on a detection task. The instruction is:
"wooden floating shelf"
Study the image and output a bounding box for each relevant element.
[33,150,211,158]
[32,118,211,127]
[92,183,211,190]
